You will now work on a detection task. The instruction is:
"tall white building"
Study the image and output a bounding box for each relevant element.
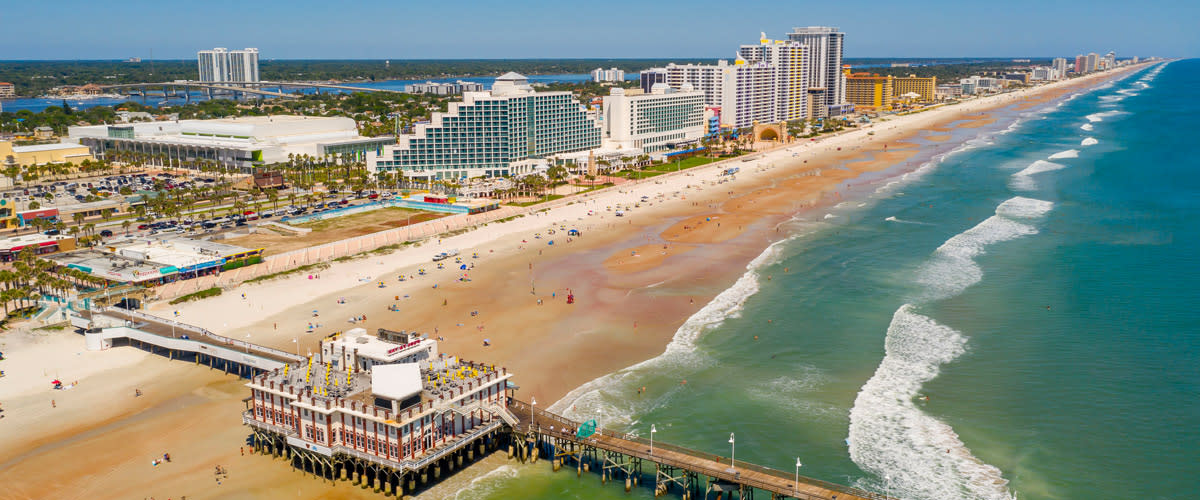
[591,67,625,83]
[1086,53,1100,73]
[648,34,811,129]
[786,26,845,117]
[197,47,260,83]
[228,48,260,83]
[1052,57,1068,79]
[602,85,705,153]
[738,35,810,124]
[198,48,229,83]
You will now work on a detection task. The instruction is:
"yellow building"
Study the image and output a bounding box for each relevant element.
[892,74,937,102]
[1,140,94,168]
[845,73,894,111]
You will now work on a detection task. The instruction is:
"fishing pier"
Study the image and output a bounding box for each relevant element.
[506,400,883,500]
[67,309,886,499]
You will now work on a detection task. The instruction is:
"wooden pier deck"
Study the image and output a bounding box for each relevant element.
[507,400,884,500]
[77,308,302,364]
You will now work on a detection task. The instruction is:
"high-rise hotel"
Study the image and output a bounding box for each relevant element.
[368,73,601,180]
[786,26,846,117]
[198,47,260,83]
[644,34,810,129]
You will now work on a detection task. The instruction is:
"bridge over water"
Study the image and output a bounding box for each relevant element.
[97,80,406,101]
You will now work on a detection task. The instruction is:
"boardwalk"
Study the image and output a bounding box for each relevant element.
[76,308,302,365]
[508,400,884,500]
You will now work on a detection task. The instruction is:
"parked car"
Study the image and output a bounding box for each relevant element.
[100,229,113,237]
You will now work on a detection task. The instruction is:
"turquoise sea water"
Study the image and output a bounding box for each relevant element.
[463,60,1199,500]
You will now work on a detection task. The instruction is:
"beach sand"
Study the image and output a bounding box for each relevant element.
[0,64,1145,500]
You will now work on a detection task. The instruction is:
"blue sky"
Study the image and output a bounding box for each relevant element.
[4,0,1197,60]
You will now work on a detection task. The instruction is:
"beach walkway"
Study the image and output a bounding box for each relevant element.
[72,308,302,372]
[507,400,883,500]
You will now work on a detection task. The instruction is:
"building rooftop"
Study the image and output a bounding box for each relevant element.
[10,142,87,153]
[0,233,72,252]
[257,336,509,420]
[47,248,171,283]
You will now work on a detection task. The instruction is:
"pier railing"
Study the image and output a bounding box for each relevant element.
[243,410,298,437]
[101,307,303,362]
[508,399,885,500]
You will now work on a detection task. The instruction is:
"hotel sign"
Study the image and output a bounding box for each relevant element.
[386,340,422,356]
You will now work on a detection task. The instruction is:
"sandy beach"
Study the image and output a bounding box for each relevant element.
[0,64,1146,499]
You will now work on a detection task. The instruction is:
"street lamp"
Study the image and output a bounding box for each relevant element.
[530,396,537,432]
[795,459,802,497]
[728,433,736,469]
[885,474,891,500]
[650,424,657,455]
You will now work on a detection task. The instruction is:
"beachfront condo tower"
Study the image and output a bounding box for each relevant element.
[786,26,846,117]
[844,73,894,111]
[368,73,601,180]
[891,75,938,102]
[643,34,811,129]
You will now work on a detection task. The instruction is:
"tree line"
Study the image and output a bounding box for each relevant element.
[0,59,716,96]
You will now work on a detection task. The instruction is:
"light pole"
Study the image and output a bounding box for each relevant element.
[795,458,802,497]
[530,396,537,432]
[885,474,891,500]
[728,433,736,469]
[650,424,657,455]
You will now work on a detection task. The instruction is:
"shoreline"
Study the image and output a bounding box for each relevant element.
[0,63,1152,499]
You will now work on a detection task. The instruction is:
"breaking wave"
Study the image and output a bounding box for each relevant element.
[1010,160,1067,191]
[1048,149,1079,160]
[549,232,800,424]
[849,196,1053,500]
[1081,137,1099,146]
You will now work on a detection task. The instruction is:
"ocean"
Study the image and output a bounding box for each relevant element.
[459,59,1200,499]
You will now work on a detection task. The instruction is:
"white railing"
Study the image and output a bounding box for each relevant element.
[243,410,297,437]
[102,306,303,362]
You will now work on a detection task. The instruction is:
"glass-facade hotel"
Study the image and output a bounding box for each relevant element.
[370,73,600,180]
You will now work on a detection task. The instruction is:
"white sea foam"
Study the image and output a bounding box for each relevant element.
[885,216,932,226]
[1048,149,1079,160]
[1081,137,1099,146]
[747,372,841,420]
[452,465,520,500]
[1010,160,1066,191]
[848,306,1014,500]
[918,197,1052,298]
[995,196,1055,219]
[824,213,837,219]
[549,233,799,423]
[1086,110,1122,122]
[1080,123,1094,131]
[849,196,1053,500]
[875,119,1023,197]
